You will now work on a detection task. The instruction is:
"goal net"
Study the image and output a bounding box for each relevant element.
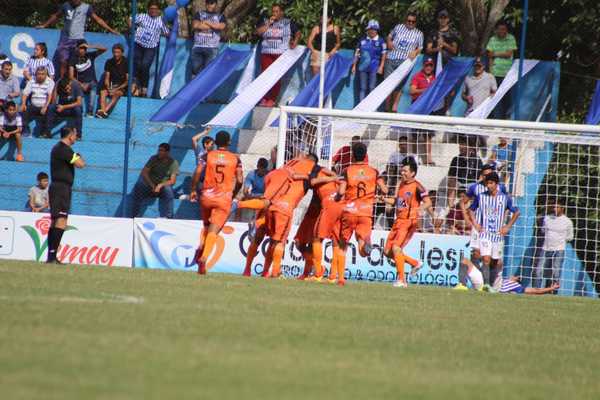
[276,105,600,297]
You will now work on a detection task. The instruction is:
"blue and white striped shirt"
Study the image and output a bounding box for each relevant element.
[466,181,508,226]
[134,13,169,49]
[470,190,518,243]
[24,57,55,78]
[259,18,298,55]
[387,24,423,61]
[193,11,226,49]
[500,279,524,294]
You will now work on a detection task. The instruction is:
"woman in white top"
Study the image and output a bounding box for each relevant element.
[23,43,55,82]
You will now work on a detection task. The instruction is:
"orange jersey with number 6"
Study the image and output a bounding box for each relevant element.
[342,162,381,217]
[201,150,242,198]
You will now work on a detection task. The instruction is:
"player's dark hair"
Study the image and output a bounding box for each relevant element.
[272,3,283,11]
[158,142,170,152]
[112,43,124,53]
[148,0,160,8]
[60,127,75,138]
[307,152,319,163]
[215,130,230,147]
[351,135,361,142]
[35,42,48,57]
[257,157,269,169]
[401,156,418,174]
[57,78,71,95]
[37,172,48,181]
[201,136,213,147]
[484,172,500,184]
[398,135,408,142]
[480,163,495,175]
[1,60,11,69]
[352,142,367,161]
[4,101,16,109]
[406,11,418,19]
[495,20,508,28]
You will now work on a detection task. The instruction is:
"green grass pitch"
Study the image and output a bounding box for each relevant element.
[1,259,599,399]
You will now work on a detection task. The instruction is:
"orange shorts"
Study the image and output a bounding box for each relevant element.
[314,203,344,241]
[294,202,321,245]
[263,169,290,201]
[266,210,293,242]
[200,194,232,229]
[340,213,372,243]
[384,218,418,254]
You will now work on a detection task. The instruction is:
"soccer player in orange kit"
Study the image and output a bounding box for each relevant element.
[190,131,243,274]
[336,142,388,286]
[380,158,434,287]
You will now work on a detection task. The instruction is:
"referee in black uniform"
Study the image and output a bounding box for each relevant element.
[47,127,85,263]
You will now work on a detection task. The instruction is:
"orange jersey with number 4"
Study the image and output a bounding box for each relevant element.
[201,150,242,198]
[343,162,381,217]
[395,180,428,220]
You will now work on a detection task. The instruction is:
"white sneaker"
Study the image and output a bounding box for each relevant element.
[410,260,423,277]
[392,280,408,288]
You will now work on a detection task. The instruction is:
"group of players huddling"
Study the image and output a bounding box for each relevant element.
[189,130,553,293]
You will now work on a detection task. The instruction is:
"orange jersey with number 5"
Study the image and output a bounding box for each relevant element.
[394,180,428,220]
[343,162,381,217]
[201,150,242,197]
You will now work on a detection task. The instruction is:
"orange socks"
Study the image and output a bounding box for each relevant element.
[300,250,313,278]
[201,232,217,262]
[262,244,274,277]
[394,252,406,282]
[238,199,267,210]
[336,247,346,283]
[312,241,323,278]
[270,243,285,278]
[405,255,419,268]
[243,241,259,276]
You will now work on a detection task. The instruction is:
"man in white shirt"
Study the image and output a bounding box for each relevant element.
[535,200,574,289]
[387,135,419,166]
[21,67,55,138]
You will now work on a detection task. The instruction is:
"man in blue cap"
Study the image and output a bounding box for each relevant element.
[352,20,387,101]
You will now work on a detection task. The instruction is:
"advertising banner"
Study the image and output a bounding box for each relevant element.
[134,218,469,286]
[0,211,133,267]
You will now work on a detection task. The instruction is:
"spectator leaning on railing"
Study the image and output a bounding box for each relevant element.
[191,0,226,78]
[129,1,169,97]
[352,20,387,101]
[36,0,118,78]
[21,66,54,138]
[307,13,341,76]
[425,9,459,69]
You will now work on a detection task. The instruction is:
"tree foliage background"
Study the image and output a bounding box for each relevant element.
[0,0,599,290]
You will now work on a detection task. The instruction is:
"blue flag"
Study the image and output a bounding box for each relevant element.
[150,48,250,123]
[585,80,600,125]
[157,15,179,99]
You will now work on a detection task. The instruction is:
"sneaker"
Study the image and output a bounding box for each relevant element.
[392,280,408,288]
[307,276,323,283]
[482,284,496,293]
[46,258,63,265]
[410,260,423,277]
[326,278,337,285]
[297,274,308,281]
[15,153,24,162]
[453,283,469,291]
[337,280,345,287]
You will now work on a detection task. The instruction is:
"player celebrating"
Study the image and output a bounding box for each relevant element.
[294,193,321,280]
[468,172,520,291]
[47,127,85,263]
[190,131,243,274]
[456,163,507,290]
[381,158,432,287]
[336,143,387,286]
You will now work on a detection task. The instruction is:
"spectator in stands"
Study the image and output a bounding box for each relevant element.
[27,172,50,213]
[332,135,368,174]
[535,199,573,289]
[96,44,128,118]
[36,0,118,78]
[463,56,497,116]
[131,143,179,219]
[409,57,436,165]
[23,43,55,82]
[244,157,269,199]
[419,190,438,233]
[425,9,459,69]
[488,137,512,182]
[486,21,517,87]
[446,190,469,235]
[269,146,277,169]
[0,101,24,161]
[192,129,214,164]
[0,61,20,111]
[256,3,301,107]
[191,0,226,78]
[387,135,418,165]
[385,12,423,112]
[21,67,54,138]
[447,136,483,208]
[69,40,106,116]
[486,21,517,119]
[130,1,169,97]
[307,13,341,76]
[352,20,387,101]
[48,77,84,140]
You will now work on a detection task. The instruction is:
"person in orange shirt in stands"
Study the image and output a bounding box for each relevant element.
[381,157,434,287]
[190,131,243,274]
[336,142,388,286]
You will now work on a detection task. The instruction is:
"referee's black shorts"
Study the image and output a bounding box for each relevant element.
[49,181,72,219]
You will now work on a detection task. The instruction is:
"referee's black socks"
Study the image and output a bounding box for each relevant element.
[46,227,65,263]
